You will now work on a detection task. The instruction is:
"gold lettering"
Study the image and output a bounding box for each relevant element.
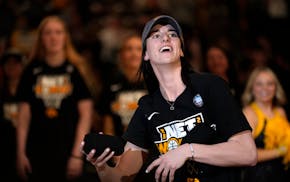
[196,116,201,123]
[156,142,168,154]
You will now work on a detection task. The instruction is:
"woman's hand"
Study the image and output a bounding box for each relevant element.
[81,141,115,171]
[66,156,83,180]
[16,154,32,181]
[146,144,191,182]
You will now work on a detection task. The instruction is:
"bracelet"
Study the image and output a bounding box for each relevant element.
[71,154,83,160]
[189,144,195,161]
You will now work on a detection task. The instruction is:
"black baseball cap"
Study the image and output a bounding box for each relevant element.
[141,15,184,54]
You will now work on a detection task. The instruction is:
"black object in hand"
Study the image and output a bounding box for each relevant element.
[83,133,125,157]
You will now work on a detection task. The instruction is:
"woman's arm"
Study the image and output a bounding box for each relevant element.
[189,130,257,166]
[83,141,147,182]
[16,102,31,157]
[67,99,94,179]
[71,99,93,158]
[243,106,287,162]
[256,148,286,162]
[146,130,257,182]
[243,106,258,135]
[102,114,115,136]
[16,102,32,180]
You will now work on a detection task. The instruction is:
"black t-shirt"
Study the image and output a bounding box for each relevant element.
[98,70,147,135]
[0,83,18,178]
[16,60,92,161]
[0,84,19,126]
[123,72,251,182]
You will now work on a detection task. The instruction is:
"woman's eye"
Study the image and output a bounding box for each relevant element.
[151,34,160,39]
[169,32,178,37]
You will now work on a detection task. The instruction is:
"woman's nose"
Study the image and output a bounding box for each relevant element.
[162,33,170,42]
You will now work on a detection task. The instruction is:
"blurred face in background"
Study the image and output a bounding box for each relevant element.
[3,57,23,80]
[41,19,66,55]
[119,36,142,70]
[206,47,229,76]
[252,71,276,104]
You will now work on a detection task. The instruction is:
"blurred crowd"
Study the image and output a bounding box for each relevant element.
[1,0,290,108]
[1,0,290,181]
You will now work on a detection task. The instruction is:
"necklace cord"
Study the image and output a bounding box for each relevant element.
[166,100,175,110]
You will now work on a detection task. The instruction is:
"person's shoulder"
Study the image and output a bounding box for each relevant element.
[22,60,42,73]
[243,105,254,114]
[275,106,288,118]
[190,71,220,80]
[242,104,258,129]
[138,94,152,105]
[26,59,41,67]
[64,61,83,76]
[136,94,154,116]
[242,105,257,119]
[65,61,77,70]
[189,72,224,86]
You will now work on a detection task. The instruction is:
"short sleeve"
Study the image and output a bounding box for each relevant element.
[206,75,251,140]
[122,96,152,149]
[71,69,92,101]
[16,65,34,103]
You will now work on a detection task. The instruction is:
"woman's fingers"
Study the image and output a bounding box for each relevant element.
[80,141,85,153]
[154,164,163,182]
[85,147,115,169]
[146,155,177,182]
[160,167,169,182]
[146,157,160,173]
[94,148,115,168]
[168,169,175,182]
[81,139,115,169]
[156,166,176,182]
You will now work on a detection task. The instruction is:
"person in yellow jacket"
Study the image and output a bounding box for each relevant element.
[242,66,290,182]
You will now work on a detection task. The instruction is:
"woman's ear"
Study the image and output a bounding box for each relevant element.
[144,51,149,61]
[180,49,184,57]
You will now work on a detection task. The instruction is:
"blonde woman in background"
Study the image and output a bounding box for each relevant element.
[242,66,290,182]
[16,15,97,182]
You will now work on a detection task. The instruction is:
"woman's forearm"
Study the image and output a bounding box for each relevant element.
[191,131,257,166]
[72,99,93,157]
[97,149,144,182]
[16,102,31,156]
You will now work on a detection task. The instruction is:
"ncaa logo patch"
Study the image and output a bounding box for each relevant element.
[193,94,203,107]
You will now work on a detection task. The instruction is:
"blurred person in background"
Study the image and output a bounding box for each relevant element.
[204,44,241,105]
[98,34,147,136]
[241,66,290,182]
[15,15,97,182]
[184,33,204,73]
[9,11,38,58]
[0,48,25,182]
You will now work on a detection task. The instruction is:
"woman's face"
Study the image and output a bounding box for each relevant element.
[252,71,276,103]
[206,47,229,76]
[120,36,142,70]
[41,20,66,54]
[3,58,23,79]
[144,24,183,65]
